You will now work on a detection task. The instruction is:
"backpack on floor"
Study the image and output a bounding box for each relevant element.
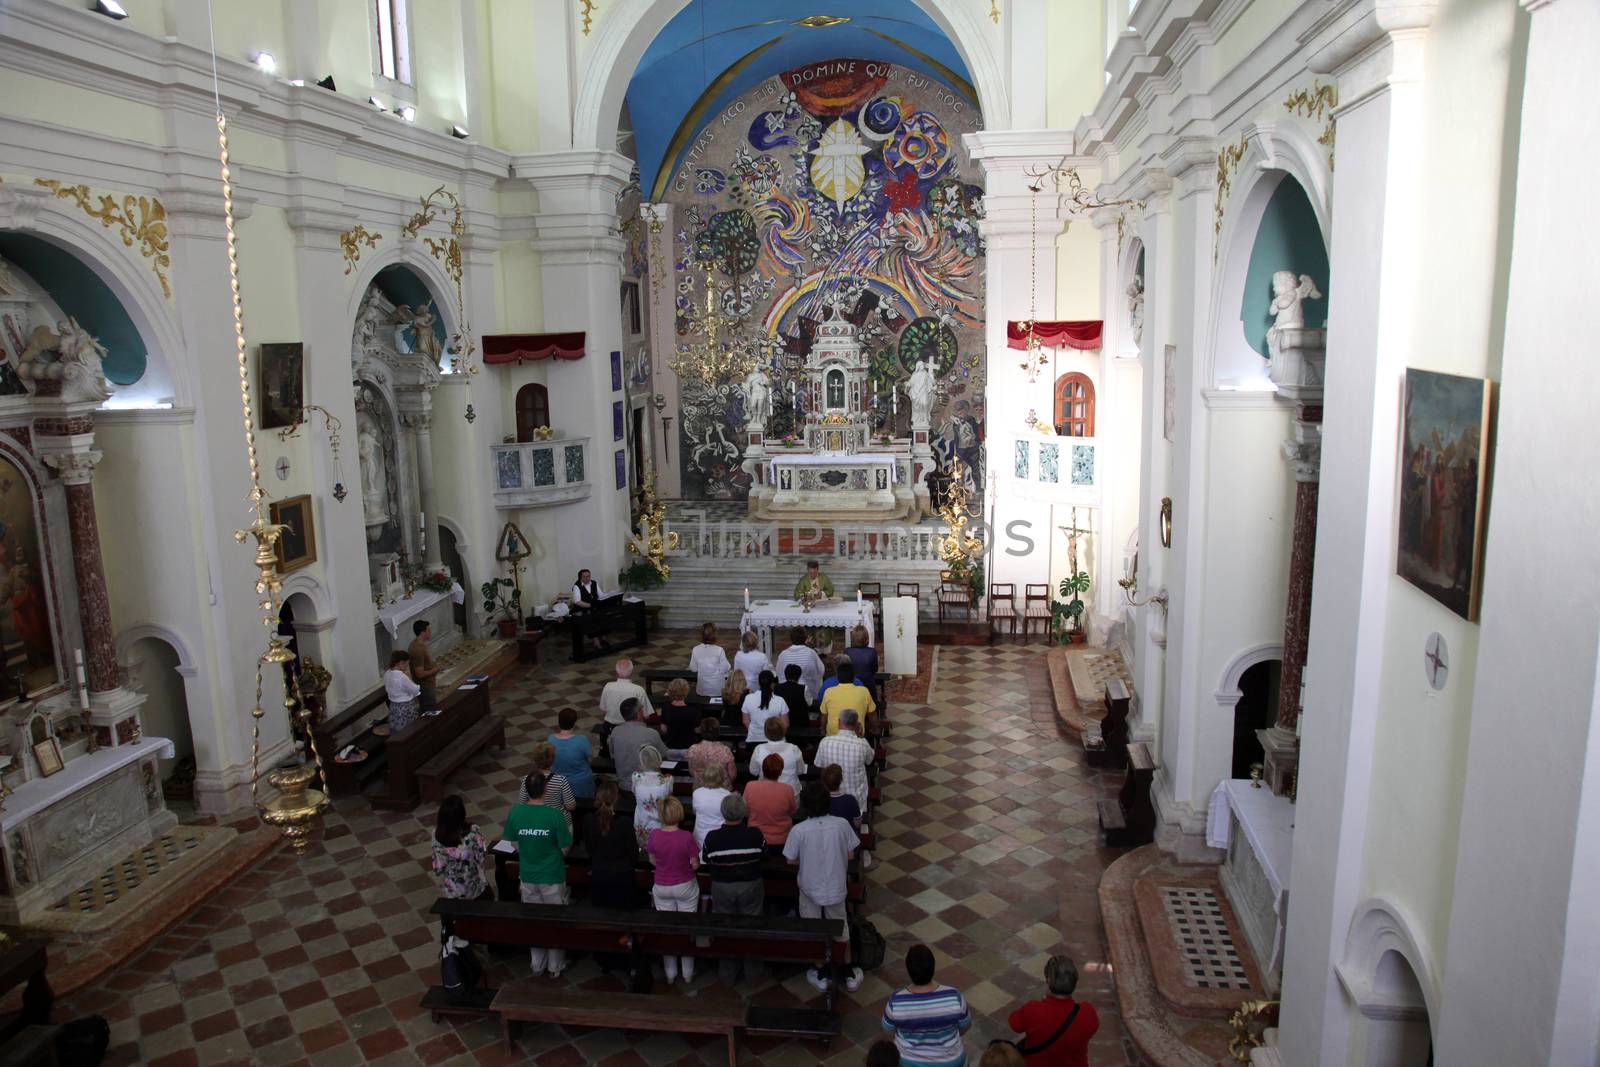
[55,1015,110,1067]
[440,933,484,1005]
[851,918,887,971]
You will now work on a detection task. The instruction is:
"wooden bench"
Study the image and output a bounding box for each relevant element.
[420,983,496,1024]
[370,682,494,811]
[494,986,743,1063]
[416,712,507,802]
[313,687,389,798]
[1098,740,1157,848]
[433,898,846,1019]
[515,630,545,664]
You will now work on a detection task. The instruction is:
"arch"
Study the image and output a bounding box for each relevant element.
[122,633,195,767]
[1213,641,1284,708]
[573,0,1011,154]
[343,242,461,353]
[278,571,336,627]
[515,383,550,442]
[0,186,185,406]
[1338,896,1439,1032]
[1054,372,1095,436]
[1207,121,1333,392]
[115,621,199,678]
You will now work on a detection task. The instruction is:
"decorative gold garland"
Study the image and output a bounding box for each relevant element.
[1213,133,1251,260]
[400,186,478,374]
[989,0,1001,24]
[33,179,172,298]
[579,0,596,35]
[1283,83,1338,170]
[340,223,382,275]
[627,475,679,580]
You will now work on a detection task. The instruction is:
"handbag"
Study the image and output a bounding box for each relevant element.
[1014,1002,1081,1057]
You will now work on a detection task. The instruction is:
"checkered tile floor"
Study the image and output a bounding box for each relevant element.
[59,636,1142,1066]
[1157,887,1250,991]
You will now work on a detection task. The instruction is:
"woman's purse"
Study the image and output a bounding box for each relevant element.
[1015,1002,1080,1057]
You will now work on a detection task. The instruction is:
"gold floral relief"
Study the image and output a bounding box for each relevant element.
[579,0,596,35]
[339,224,382,275]
[33,179,172,298]
[1212,133,1250,260]
[1283,83,1339,170]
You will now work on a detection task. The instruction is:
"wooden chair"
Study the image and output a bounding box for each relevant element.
[857,582,882,617]
[895,582,920,615]
[937,570,973,623]
[988,583,1017,643]
[1023,583,1051,643]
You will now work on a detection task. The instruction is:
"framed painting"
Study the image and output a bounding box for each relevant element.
[614,449,627,491]
[610,350,623,393]
[1397,369,1493,620]
[269,494,317,574]
[32,737,63,778]
[259,343,304,430]
[613,401,625,442]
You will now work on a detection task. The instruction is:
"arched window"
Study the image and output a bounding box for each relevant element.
[1054,373,1095,437]
[515,384,550,442]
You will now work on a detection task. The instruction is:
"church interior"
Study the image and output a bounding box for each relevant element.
[0,0,1591,1063]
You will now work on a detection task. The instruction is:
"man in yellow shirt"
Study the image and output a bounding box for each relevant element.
[819,660,876,736]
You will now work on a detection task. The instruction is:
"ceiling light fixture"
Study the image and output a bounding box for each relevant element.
[92,0,129,19]
[315,75,336,91]
[397,105,416,122]
[368,96,387,111]
[450,124,469,139]
[252,51,277,74]
[288,78,305,87]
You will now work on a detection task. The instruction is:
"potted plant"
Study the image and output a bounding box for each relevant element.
[619,560,666,592]
[1052,571,1092,644]
[480,577,522,638]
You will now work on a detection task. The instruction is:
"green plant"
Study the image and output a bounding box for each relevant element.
[417,568,453,593]
[619,560,666,591]
[480,577,521,621]
[1051,571,1092,644]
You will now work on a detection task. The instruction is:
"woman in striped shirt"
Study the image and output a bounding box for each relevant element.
[881,944,972,1067]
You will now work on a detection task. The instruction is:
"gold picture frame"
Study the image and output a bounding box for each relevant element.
[32,737,63,778]
[269,495,317,574]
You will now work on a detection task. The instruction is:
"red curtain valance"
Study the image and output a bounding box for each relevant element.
[482,332,586,364]
[1006,320,1103,351]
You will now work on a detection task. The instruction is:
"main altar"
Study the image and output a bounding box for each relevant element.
[742,309,935,522]
[740,598,875,657]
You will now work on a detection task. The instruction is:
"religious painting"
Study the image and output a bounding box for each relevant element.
[610,350,623,393]
[613,401,625,442]
[259,343,304,430]
[0,455,57,696]
[1397,369,1493,620]
[614,449,627,491]
[1163,345,1177,443]
[31,736,62,778]
[666,59,986,500]
[269,494,316,574]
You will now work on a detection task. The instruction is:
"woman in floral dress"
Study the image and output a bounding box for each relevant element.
[430,795,488,900]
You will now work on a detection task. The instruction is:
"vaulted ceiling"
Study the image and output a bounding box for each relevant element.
[626,1,975,198]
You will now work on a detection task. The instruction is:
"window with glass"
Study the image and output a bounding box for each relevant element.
[374,0,412,85]
[1054,373,1095,437]
[515,384,550,443]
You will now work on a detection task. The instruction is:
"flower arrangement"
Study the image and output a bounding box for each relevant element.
[418,569,453,593]
[533,425,555,440]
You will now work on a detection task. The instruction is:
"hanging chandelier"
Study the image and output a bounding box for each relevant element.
[668,276,760,389]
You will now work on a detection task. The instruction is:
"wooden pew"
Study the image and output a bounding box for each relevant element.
[493,986,744,1064]
[312,687,389,798]
[370,682,497,811]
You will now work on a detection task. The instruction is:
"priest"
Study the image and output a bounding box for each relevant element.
[794,560,835,601]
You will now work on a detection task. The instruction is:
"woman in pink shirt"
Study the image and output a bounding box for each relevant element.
[743,753,798,855]
[645,796,701,985]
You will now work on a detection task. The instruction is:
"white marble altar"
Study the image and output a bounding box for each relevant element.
[1214,777,1294,992]
[740,599,875,657]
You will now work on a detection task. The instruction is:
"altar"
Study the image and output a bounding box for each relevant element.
[740,599,875,657]
[768,452,899,517]
[1210,778,1294,992]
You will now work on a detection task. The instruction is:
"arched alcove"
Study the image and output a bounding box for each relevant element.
[1338,898,1439,1067]
[1231,658,1281,778]
[1120,239,1145,359]
[124,635,193,782]
[438,524,468,631]
[1239,180,1328,358]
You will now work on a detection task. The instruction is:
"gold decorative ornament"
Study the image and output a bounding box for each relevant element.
[627,475,680,581]
[33,179,172,298]
[213,108,330,848]
[795,14,850,28]
[936,457,984,574]
[1228,1000,1280,1062]
[990,0,1001,24]
[339,224,382,275]
[1117,552,1169,611]
[1159,495,1173,547]
[532,425,555,441]
[1213,132,1251,259]
[275,403,349,502]
[667,277,760,388]
[400,186,478,375]
[579,0,596,35]
[1283,83,1338,170]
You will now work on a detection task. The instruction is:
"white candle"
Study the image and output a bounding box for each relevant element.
[75,648,89,710]
[744,587,751,609]
[857,587,862,604]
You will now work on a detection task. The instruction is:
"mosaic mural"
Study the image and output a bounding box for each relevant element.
[666,60,986,499]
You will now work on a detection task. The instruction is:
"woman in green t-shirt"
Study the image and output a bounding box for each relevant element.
[502,771,574,977]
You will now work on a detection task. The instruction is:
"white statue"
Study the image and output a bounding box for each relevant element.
[907,358,937,427]
[1126,274,1145,347]
[392,304,442,365]
[742,364,772,428]
[1266,271,1322,353]
[357,424,390,525]
[15,317,110,402]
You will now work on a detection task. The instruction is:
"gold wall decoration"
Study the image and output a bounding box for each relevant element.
[33,179,172,298]
[579,0,596,35]
[400,186,477,374]
[1283,83,1338,170]
[627,475,679,581]
[989,0,1001,24]
[1213,132,1251,260]
[340,224,382,275]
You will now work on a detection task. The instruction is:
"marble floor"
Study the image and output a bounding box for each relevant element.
[59,635,1144,1066]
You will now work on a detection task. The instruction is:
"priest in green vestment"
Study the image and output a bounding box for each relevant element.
[794,560,836,600]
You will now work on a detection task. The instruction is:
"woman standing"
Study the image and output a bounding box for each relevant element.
[748,717,806,796]
[659,679,701,755]
[430,795,488,900]
[547,708,595,799]
[687,622,731,698]
[686,717,737,788]
[631,747,675,847]
[645,795,701,985]
[742,670,790,743]
[743,753,798,853]
[733,629,771,690]
[383,650,421,733]
[502,770,574,977]
[518,743,577,830]
[582,777,639,973]
[691,762,733,847]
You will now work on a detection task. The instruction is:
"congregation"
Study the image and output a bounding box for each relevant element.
[426,628,1101,1065]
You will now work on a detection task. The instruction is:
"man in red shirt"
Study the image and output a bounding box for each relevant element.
[1007,955,1100,1066]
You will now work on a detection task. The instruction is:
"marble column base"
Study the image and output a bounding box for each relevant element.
[1257,726,1300,797]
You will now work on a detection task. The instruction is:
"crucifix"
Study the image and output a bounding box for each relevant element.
[1059,507,1092,575]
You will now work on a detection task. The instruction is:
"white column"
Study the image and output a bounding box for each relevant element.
[1278,5,1436,1063]
[515,150,633,587]
[642,202,680,497]
[411,407,444,571]
[1435,1,1600,1061]
[965,131,1076,591]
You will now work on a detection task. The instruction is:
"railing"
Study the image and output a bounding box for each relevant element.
[660,518,950,561]
[491,437,592,509]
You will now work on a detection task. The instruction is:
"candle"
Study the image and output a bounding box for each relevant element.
[75,648,89,711]
[744,587,751,610]
[857,587,862,604]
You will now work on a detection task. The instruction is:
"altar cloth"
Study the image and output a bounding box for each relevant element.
[1222,778,1293,900]
[1,736,174,833]
[740,599,875,655]
[375,588,451,638]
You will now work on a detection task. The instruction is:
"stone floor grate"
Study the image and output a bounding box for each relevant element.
[1158,885,1251,990]
[50,828,210,915]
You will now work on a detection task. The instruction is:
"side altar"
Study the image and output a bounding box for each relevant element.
[741,310,936,522]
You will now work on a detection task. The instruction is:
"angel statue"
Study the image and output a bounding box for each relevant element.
[742,364,773,428]
[391,304,443,366]
[1127,274,1145,347]
[56,317,112,403]
[1266,271,1322,355]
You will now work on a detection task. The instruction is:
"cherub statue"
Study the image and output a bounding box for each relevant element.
[1266,271,1322,354]
[56,317,111,402]
[392,304,442,365]
[1126,274,1145,347]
